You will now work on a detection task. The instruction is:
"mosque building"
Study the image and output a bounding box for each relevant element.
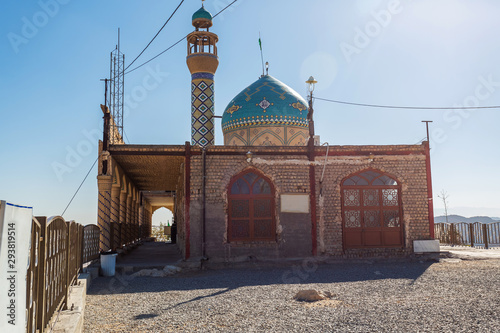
[96,5,435,260]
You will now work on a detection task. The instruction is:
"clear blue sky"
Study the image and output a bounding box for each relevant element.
[1,0,499,224]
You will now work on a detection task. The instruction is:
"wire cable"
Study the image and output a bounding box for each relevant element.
[213,0,239,18]
[61,157,98,217]
[125,35,187,75]
[125,0,239,75]
[123,130,130,144]
[125,0,185,71]
[314,97,500,110]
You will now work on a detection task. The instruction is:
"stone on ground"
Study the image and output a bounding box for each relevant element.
[294,289,333,302]
[130,265,181,277]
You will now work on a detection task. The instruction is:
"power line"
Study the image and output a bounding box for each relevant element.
[125,0,240,75]
[125,35,187,75]
[61,157,98,217]
[125,0,185,71]
[123,130,130,144]
[314,97,500,110]
[213,0,239,18]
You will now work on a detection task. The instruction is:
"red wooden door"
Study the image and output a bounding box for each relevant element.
[342,170,403,249]
[228,171,275,242]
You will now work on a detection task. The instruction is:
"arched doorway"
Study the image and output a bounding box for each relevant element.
[341,169,403,248]
[152,207,173,226]
[227,170,276,242]
[152,207,173,242]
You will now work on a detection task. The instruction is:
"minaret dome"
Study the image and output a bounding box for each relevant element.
[192,5,213,29]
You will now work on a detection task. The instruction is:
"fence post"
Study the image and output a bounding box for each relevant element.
[443,224,449,244]
[450,224,455,245]
[482,223,489,249]
[36,216,47,332]
[26,218,40,333]
[80,224,84,272]
[65,221,71,310]
[469,223,475,247]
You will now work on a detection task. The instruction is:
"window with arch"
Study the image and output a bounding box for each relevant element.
[228,170,276,242]
[342,169,403,248]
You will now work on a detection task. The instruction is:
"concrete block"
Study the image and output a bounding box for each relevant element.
[78,273,91,292]
[414,240,440,253]
[52,280,87,333]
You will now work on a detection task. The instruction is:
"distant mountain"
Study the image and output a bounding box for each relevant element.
[434,215,500,223]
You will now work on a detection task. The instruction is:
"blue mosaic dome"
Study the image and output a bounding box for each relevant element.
[221,75,309,133]
[192,6,213,22]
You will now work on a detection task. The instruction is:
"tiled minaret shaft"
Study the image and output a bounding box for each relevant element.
[186,5,219,147]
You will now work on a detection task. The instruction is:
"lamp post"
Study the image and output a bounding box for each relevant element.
[306,76,317,148]
[305,76,318,256]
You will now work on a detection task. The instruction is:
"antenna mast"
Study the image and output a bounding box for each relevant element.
[109,28,125,144]
[259,32,265,77]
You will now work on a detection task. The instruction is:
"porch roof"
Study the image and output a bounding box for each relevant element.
[109,144,186,192]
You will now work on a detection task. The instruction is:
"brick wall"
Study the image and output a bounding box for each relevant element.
[175,162,186,258]
[186,144,431,259]
[188,148,313,259]
[314,151,430,256]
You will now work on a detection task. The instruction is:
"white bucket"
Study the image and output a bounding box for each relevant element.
[100,252,118,276]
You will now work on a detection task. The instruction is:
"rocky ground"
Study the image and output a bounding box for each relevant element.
[84,259,500,332]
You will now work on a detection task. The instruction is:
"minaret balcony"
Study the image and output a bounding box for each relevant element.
[186,53,219,75]
[187,31,218,56]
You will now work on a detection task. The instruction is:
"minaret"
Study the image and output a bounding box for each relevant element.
[187,3,219,147]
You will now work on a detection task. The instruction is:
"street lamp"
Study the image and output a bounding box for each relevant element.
[306,76,317,95]
[305,76,318,147]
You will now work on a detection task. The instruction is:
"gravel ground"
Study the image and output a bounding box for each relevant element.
[84,259,500,332]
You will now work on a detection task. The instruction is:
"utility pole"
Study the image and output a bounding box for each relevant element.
[422,120,433,143]
[100,78,108,107]
[100,79,110,151]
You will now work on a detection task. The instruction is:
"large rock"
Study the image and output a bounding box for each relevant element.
[294,289,333,302]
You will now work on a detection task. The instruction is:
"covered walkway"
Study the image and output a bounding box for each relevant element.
[115,241,183,272]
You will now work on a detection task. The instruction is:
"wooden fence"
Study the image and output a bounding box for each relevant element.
[435,222,500,249]
[26,216,100,333]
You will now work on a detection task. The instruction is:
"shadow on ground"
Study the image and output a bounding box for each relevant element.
[88,258,434,298]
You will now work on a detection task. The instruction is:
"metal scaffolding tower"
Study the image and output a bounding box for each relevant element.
[109,30,125,144]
